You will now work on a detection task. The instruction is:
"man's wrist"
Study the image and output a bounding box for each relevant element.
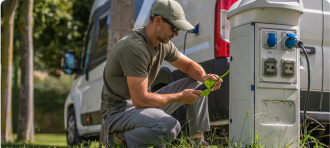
[201,74,208,82]
[177,91,184,103]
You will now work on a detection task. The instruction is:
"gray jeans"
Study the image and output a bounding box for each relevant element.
[103,77,210,147]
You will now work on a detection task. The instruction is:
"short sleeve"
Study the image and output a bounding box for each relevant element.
[119,45,149,78]
[165,42,181,62]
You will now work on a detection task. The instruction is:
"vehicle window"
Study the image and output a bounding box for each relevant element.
[134,0,156,27]
[90,13,109,69]
[96,14,109,52]
[80,23,95,70]
[84,24,94,67]
[135,0,144,21]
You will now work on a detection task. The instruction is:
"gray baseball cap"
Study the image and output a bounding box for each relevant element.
[150,0,194,31]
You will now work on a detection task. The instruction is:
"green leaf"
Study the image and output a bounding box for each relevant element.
[201,69,230,97]
[200,90,212,96]
[204,79,214,90]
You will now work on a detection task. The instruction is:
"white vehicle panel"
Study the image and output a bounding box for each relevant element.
[300,0,330,91]
[87,62,106,112]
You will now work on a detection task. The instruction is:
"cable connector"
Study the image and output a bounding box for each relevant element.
[188,24,199,34]
[285,33,303,49]
[295,39,303,47]
[183,24,200,55]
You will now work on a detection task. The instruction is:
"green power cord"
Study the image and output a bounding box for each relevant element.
[200,69,230,96]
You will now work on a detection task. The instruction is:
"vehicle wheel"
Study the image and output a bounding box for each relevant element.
[67,107,83,146]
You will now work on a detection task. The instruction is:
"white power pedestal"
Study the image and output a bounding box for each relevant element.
[227,0,304,147]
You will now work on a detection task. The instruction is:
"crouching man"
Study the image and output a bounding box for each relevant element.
[101,0,223,147]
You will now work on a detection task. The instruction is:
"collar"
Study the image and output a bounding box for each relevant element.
[136,27,158,52]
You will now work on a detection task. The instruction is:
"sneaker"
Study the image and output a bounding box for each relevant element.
[106,132,127,148]
[199,140,209,147]
[192,138,209,148]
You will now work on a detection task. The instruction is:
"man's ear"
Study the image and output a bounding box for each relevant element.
[155,16,161,24]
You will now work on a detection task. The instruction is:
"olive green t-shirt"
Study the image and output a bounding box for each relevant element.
[101,27,180,115]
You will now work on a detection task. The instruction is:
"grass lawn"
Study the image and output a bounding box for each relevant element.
[33,134,67,146]
[1,133,100,148]
[1,133,220,148]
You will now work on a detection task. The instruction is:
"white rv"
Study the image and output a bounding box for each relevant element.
[61,0,329,145]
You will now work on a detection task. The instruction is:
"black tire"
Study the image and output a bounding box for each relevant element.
[66,107,83,146]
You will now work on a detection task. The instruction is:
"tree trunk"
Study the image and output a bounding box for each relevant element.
[17,0,34,142]
[106,0,135,56]
[1,0,19,143]
[99,0,134,147]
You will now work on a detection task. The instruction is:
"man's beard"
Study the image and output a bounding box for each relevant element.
[158,35,174,44]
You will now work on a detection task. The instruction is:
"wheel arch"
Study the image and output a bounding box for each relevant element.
[151,67,175,92]
[65,104,75,130]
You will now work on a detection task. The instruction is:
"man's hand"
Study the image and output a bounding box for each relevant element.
[202,74,223,91]
[181,89,202,104]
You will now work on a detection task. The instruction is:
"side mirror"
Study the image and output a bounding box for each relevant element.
[61,51,77,74]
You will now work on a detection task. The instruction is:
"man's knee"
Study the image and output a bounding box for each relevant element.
[150,116,181,142]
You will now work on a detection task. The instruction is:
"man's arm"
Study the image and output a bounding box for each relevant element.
[127,76,201,108]
[169,53,207,82]
[169,53,223,90]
